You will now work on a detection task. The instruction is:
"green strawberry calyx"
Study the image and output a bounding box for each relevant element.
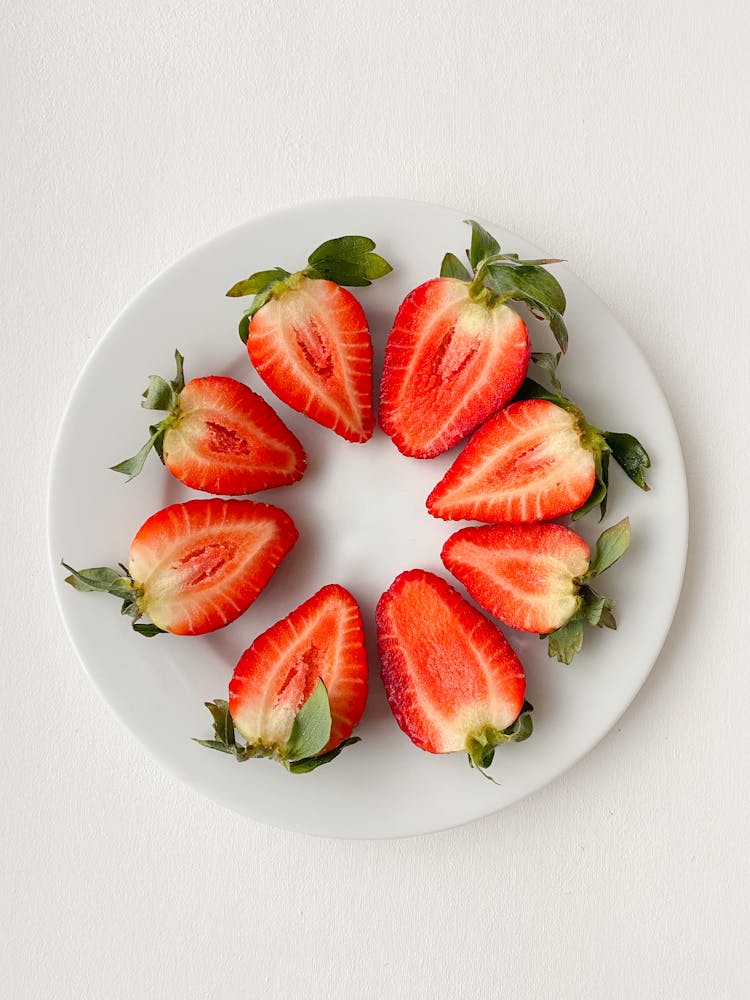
[465,700,534,781]
[61,561,165,636]
[110,349,186,481]
[440,220,568,354]
[545,517,632,665]
[227,235,393,344]
[516,377,651,520]
[195,679,360,774]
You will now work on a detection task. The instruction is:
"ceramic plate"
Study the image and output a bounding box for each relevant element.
[48,198,688,838]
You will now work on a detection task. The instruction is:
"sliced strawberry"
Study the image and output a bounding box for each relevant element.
[195,585,368,773]
[443,522,590,632]
[111,352,306,494]
[63,498,298,636]
[427,383,651,523]
[379,219,568,458]
[227,236,392,442]
[428,398,596,523]
[376,569,532,774]
[442,519,631,664]
[247,277,374,442]
[379,278,530,457]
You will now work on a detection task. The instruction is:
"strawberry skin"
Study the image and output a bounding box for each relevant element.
[247,276,374,442]
[229,584,368,755]
[380,278,530,458]
[163,376,306,494]
[129,498,298,635]
[376,569,529,767]
[442,522,591,633]
[427,398,596,523]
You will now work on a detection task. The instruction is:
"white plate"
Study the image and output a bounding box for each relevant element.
[48,198,688,838]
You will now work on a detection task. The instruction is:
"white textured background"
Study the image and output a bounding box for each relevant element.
[4,2,749,997]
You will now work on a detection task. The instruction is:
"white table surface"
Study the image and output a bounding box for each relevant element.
[4,2,749,997]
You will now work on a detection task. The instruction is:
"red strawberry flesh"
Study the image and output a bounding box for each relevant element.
[380,278,530,458]
[443,522,591,634]
[163,376,306,495]
[247,276,374,442]
[427,398,596,523]
[376,569,526,754]
[129,498,298,635]
[229,584,368,753]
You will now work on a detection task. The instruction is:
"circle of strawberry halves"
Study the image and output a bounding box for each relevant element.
[427,376,651,524]
[62,498,298,636]
[442,517,632,665]
[110,350,307,494]
[195,585,368,774]
[226,235,393,443]
[379,219,569,458]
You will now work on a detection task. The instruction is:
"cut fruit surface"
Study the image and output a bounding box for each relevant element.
[443,522,591,633]
[163,376,306,494]
[129,498,298,635]
[246,276,374,442]
[380,278,530,457]
[229,584,368,754]
[376,569,527,759]
[427,398,596,523]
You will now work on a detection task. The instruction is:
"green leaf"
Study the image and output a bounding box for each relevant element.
[547,619,585,664]
[284,679,332,762]
[587,517,631,578]
[141,375,175,411]
[578,586,614,627]
[572,448,609,521]
[204,699,235,748]
[308,235,376,262]
[62,563,122,593]
[513,377,564,405]
[110,425,164,480]
[238,313,250,344]
[192,738,236,754]
[171,350,185,395]
[548,309,569,353]
[286,736,361,774]
[306,235,392,287]
[132,622,166,637]
[511,264,566,314]
[502,701,534,743]
[466,220,501,268]
[603,432,651,491]
[149,425,166,464]
[530,351,562,391]
[108,578,135,601]
[440,252,472,280]
[226,268,290,298]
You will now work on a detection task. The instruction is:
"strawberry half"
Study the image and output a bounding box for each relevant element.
[379,220,567,458]
[111,351,306,494]
[376,569,532,776]
[63,498,298,636]
[196,585,368,773]
[442,518,631,664]
[227,236,392,443]
[427,381,651,523]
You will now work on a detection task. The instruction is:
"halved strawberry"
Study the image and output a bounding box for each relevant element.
[427,381,651,523]
[379,220,567,458]
[111,351,306,494]
[227,236,392,442]
[376,569,532,775]
[195,585,368,773]
[442,518,631,664]
[63,498,298,636]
